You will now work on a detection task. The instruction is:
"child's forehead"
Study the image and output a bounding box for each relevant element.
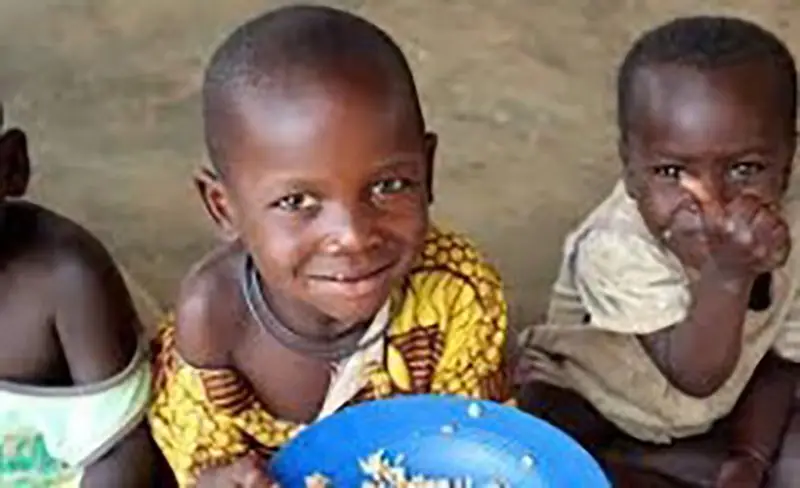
[228,77,417,147]
[632,62,784,121]
[627,62,790,149]
[218,84,423,181]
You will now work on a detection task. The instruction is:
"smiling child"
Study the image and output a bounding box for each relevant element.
[148,6,509,487]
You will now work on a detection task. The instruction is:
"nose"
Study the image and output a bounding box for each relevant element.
[697,172,728,205]
[320,202,381,255]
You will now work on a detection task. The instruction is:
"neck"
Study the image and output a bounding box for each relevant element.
[256,266,368,338]
[263,284,371,339]
[240,255,385,362]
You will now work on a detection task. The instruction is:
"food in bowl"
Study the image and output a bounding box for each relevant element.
[303,450,484,487]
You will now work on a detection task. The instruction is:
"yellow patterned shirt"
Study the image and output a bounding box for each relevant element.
[148,226,509,487]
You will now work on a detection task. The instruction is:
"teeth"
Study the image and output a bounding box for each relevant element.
[335,274,345,282]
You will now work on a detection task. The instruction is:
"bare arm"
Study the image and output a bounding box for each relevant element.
[634,173,792,399]
[51,233,161,487]
[82,424,176,488]
[724,354,796,476]
[638,266,754,397]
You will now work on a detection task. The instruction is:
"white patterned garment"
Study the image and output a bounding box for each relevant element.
[0,344,151,487]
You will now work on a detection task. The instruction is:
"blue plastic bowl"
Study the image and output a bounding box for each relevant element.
[270,395,609,487]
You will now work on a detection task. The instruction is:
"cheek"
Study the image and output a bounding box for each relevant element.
[623,160,654,198]
[732,175,785,204]
[241,216,308,279]
[636,181,689,230]
[380,197,429,242]
[767,169,790,198]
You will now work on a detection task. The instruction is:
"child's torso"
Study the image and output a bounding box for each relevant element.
[231,325,335,424]
[0,275,78,487]
[0,270,68,387]
[150,226,510,484]
[150,300,448,462]
[0,203,151,487]
[0,203,81,386]
[537,181,800,442]
[173,245,371,424]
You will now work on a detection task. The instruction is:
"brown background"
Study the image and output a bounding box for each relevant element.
[2,0,796,329]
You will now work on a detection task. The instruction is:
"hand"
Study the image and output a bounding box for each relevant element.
[682,177,790,278]
[637,178,711,270]
[196,454,275,488]
[718,195,789,276]
[714,455,768,488]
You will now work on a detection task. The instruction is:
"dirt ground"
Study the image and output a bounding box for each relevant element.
[1,0,797,330]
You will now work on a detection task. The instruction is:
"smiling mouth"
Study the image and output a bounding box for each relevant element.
[312,261,396,283]
[308,261,397,298]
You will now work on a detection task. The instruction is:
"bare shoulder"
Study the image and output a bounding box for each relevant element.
[4,201,125,296]
[174,241,247,368]
[4,202,140,382]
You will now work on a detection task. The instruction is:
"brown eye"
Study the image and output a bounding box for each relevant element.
[653,164,684,180]
[371,178,415,197]
[272,193,319,212]
[729,161,765,181]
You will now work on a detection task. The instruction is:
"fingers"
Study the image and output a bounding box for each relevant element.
[759,216,791,270]
[750,205,777,259]
[232,455,272,488]
[730,195,786,249]
[641,180,707,267]
[670,203,705,239]
[680,175,725,229]
[722,195,762,248]
[680,174,711,204]
[721,193,790,272]
[644,174,789,274]
[242,471,273,488]
[640,180,700,241]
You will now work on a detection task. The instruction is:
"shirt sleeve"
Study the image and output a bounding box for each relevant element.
[149,367,252,487]
[148,322,250,488]
[773,288,800,362]
[572,229,690,335]
[772,199,800,363]
[426,240,510,403]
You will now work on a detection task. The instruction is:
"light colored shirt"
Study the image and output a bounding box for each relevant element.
[520,181,800,443]
[0,344,151,487]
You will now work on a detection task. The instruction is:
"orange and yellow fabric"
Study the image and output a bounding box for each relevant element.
[148,226,509,487]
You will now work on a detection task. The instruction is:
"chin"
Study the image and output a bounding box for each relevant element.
[326,297,390,326]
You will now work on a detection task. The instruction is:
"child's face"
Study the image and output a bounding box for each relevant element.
[622,61,796,253]
[203,81,434,327]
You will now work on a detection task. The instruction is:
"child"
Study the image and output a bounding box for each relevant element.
[148,6,509,487]
[0,106,161,485]
[516,16,800,488]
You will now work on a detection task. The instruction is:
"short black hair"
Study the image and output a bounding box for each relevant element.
[617,16,797,139]
[203,5,423,175]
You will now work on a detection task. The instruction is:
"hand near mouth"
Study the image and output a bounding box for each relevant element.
[679,175,790,278]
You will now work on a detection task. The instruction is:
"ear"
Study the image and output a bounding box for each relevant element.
[193,167,238,241]
[423,132,437,205]
[0,128,30,197]
[618,137,639,199]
